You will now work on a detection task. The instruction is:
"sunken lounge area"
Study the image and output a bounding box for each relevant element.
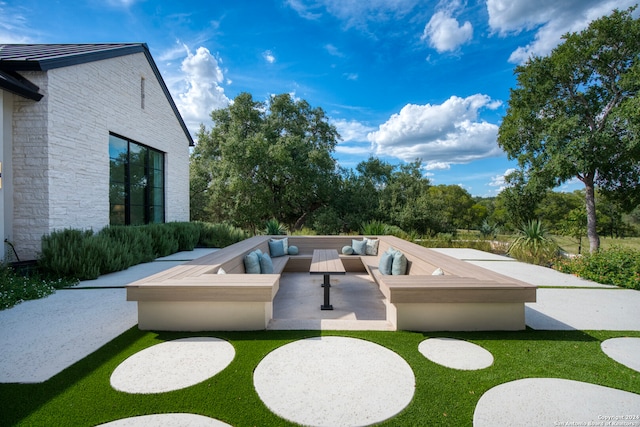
[126,235,537,332]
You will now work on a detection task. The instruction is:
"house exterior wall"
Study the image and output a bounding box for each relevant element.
[11,72,50,260]
[10,53,190,260]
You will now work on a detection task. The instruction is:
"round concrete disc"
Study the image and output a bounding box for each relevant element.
[474,378,640,426]
[419,338,493,370]
[601,337,640,373]
[253,336,415,427]
[96,413,231,426]
[110,337,235,394]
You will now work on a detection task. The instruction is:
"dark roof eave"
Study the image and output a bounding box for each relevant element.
[0,69,43,101]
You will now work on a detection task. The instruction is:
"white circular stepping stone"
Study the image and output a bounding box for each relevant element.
[601,337,640,373]
[96,413,231,426]
[254,336,415,427]
[474,378,640,427]
[419,338,493,370]
[110,337,235,394]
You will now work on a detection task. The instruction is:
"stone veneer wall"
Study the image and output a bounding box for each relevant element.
[11,53,190,260]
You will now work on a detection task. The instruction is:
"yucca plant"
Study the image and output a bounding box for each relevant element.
[508,220,559,266]
[265,219,288,235]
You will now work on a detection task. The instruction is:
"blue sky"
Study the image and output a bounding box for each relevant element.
[2,0,635,196]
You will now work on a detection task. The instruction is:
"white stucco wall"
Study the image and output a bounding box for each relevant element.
[11,52,190,260]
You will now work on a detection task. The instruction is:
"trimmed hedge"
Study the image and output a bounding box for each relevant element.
[38,222,249,281]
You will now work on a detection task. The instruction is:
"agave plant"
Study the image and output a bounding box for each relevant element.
[478,220,499,239]
[508,220,559,266]
[360,220,390,235]
[265,218,288,235]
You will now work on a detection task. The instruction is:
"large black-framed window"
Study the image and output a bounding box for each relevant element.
[109,133,165,225]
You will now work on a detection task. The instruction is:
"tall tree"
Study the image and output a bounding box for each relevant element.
[190,93,340,230]
[498,8,640,252]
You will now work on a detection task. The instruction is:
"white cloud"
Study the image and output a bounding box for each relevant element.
[263,50,276,64]
[287,0,419,31]
[422,7,473,53]
[486,0,638,63]
[343,73,358,81]
[488,168,517,191]
[0,3,32,43]
[367,94,504,169]
[325,44,344,57]
[174,46,230,134]
[333,118,376,142]
[424,162,451,171]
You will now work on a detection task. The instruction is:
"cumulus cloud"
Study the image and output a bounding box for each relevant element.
[174,46,230,133]
[486,0,638,63]
[333,118,376,142]
[422,3,473,53]
[367,94,504,169]
[489,168,517,191]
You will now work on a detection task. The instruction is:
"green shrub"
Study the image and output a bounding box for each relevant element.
[290,227,317,236]
[146,224,179,257]
[196,222,249,248]
[97,226,155,272]
[508,220,559,266]
[0,264,79,310]
[555,246,640,289]
[168,222,200,251]
[39,229,103,279]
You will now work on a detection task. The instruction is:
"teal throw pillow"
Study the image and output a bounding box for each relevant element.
[243,251,261,274]
[288,245,299,255]
[268,239,286,257]
[378,251,393,275]
[352,239,367,255]
[342,245,354,255]
[260,253,274,274]
[391,250,408,275]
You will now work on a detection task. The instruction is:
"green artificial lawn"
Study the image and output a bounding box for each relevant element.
[1,328,639,426]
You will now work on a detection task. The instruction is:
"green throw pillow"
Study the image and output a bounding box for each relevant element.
[260,253,274,274]
[342,245,354,255]
[391,250,408,275]
[243,251,261,274]
[268,239,286,257]
[378,251,393,275]
[352,239,367,255]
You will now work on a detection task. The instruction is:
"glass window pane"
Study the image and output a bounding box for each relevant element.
[150,150,163,169]
[109,135,127,159]
[130,185,145,206]
[151,187,163,205]
[130,204,145,225]
[110,204,125,225]
[150,205,164,223]
[109,158,125,183]
[109,182,126,205]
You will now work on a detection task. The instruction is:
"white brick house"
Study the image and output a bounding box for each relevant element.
[0,44,193,261]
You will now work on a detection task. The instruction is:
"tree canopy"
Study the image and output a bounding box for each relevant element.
[190,92,339,231]
[498,7,640,252]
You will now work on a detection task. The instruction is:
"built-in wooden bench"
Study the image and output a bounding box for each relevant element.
[127,234,536,331]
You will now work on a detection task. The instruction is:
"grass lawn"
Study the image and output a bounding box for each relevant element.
[1,328,639,426]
